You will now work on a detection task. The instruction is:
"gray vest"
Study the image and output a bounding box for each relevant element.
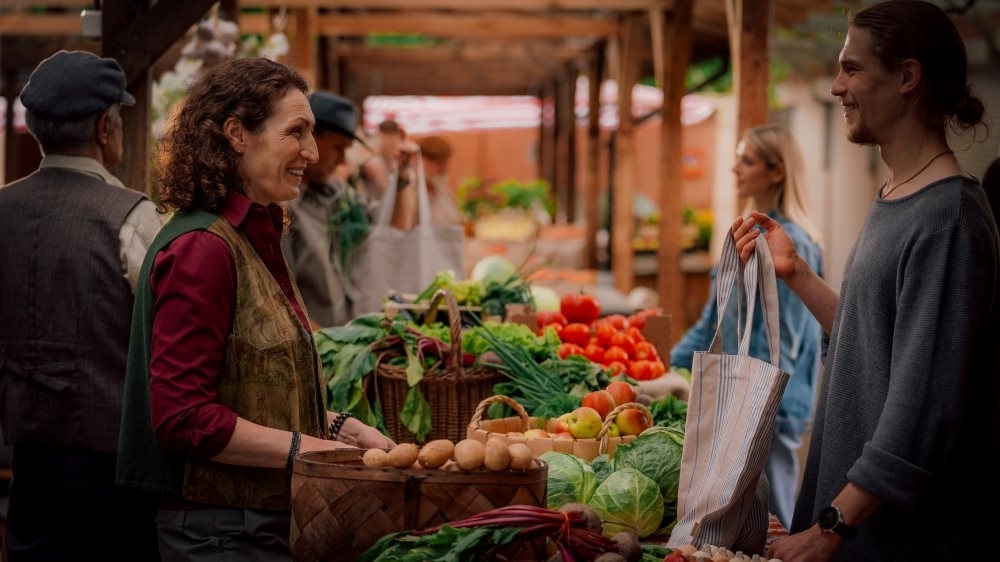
[0,168,144,453]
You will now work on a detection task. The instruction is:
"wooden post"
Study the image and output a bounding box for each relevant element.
[538,78,557,194]
[654,0,694,344]
[583,43,605,270]
[611,14,643,295]
[730,0,773,137]
[3,66,19,185]
[554,63,577,224]
[290,7,319,89]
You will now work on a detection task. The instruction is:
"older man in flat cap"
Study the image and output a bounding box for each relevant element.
[281,92,414,328]
[0,50,161,561]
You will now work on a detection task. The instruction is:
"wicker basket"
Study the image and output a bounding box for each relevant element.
[467,395,653,461]
[289,448,548,562]
[375,289,503,444]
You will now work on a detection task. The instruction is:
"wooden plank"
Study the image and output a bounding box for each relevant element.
[314,13,620,39]
[538,79,557,199]
[289,7,319,88]
[731,0,773,137]
[334,42,595,64]
[554,63,577,224]
[0,14,80,35]
[655,0,693,345]
[611,13,644,295]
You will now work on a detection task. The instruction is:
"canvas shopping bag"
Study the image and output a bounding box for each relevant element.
[349,153,466,315]
[667,231,790,554]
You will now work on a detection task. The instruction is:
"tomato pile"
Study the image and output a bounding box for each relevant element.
[537,294,668,381]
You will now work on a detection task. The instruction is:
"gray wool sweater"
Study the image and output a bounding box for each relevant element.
[792,176,1000,560]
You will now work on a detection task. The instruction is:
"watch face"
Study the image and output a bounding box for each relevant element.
[818,506,839,531]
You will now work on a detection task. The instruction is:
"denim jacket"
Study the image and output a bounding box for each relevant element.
[670,211,823,434]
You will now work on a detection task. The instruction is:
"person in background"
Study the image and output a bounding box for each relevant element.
[416,135,464,227]
[282,92,420,328]
[0,50,162,561]
[116,58,394,562]
[670,124,823,529]
[735,2,1000,560]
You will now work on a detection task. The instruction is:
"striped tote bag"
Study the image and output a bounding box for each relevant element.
[667,231,789,554]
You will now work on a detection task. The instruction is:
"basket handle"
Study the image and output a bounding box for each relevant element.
[597,402,653,454]
[468,395,530,427]
[425,289,464,371]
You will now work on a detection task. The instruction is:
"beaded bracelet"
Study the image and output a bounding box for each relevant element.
[286,431,301,470]
[329,412,355,441]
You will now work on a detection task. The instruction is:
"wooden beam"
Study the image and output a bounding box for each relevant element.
[611,13,644,295]
[315,13,619,39]
[243,0,674,9]
[583,43,605,270]
[0,14,80,35]
[655,0,693,344]
[730,0,773,135]
[554,63,577,224]
[333,42,595,65]
[539,80,558,196]
[288,7,319,88]
[103,0,217,84]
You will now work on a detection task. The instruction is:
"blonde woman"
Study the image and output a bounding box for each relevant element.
[671,124,823,529]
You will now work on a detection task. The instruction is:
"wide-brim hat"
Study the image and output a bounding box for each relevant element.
[20,50,135,119]
[309,92,370,150]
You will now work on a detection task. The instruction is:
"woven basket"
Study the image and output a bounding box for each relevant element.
[375,289,503,444]
[467,395,653,461]
[289,448,548,562]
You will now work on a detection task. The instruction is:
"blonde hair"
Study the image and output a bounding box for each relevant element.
[742,124,822,245]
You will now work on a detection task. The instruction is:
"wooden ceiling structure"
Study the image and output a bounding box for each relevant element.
[1,0,835,340]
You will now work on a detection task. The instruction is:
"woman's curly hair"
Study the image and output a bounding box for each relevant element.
[156,58,309,214]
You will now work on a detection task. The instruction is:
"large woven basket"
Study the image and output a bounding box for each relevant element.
[375,289,503,444]
[290,448,548,562]
[467,395,652,461]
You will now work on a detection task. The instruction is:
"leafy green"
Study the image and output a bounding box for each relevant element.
[590,468,664,538]
[590,454,614,483]
[357,524,522,562]
[401,385,433,442]
[613,427,685,510]
[329,188,371,270]
[648,394,688,431]
[641,543,673,562]
[539,451,599,509]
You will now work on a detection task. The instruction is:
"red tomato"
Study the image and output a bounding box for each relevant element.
[603,314,630,330]
[535,310,567,328]
[605,361,628,377]
[560,293,601,325]
[650,359,667,377]
[583,344,606,364]
[630,359,656,381]
[625,326,645,343]
[602,346,630,365]
[633,341,659,361]
[664,552,687,562]
[626,313,646,330]
[594,323,618,348]
[538,324,563,339]
[560,323,592,348]
[608,332,636,358]
[557,343,585,359]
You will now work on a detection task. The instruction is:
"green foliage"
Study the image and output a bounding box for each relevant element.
[590,468,664,538]
[456,177,554,219]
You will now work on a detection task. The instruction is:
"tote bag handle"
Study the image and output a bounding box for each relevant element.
[376,150,432,232]
[709,230,781,366]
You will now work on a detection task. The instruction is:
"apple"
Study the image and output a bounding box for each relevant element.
[605,381,638,406]
[614,408,652,436]
[523,429,551,440]
[553,413,572,435]
[605,422,621,438]
[553,431,575,440]
[581,390,616,420]
[565,406,603,439]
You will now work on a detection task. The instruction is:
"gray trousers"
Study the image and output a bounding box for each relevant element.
[156,507,291,562]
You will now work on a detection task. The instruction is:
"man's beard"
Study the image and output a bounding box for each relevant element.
[847,122,878,146]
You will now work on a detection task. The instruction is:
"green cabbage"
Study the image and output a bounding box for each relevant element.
[589,468,664,538]
[539,451,598,509]
[590,453,614,484]
[613,426,685,504]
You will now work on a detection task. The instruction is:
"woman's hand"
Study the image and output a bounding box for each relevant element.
[732,211,799,281]
[767,525,840,562]
[336,416,396,449]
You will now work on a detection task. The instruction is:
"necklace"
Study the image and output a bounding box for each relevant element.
[881,150,953,198]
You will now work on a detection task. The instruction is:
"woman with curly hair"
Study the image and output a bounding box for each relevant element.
[117,57,393,562]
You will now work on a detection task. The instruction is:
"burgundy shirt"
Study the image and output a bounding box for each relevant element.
[149,192,309,459]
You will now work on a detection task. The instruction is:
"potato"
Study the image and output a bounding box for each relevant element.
[418,439,455,469]
[362,448,388,468]
[453,439,486,471]
[508,443,533,471]
[483,437,511,471]
[386,443,419,468]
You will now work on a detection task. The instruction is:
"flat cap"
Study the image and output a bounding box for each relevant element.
[20,50,136,119]
[309,92,369,148]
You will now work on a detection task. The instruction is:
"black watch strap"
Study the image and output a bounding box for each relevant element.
[818,505,857,541]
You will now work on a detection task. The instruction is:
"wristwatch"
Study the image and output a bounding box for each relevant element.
[817,505,857,541]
